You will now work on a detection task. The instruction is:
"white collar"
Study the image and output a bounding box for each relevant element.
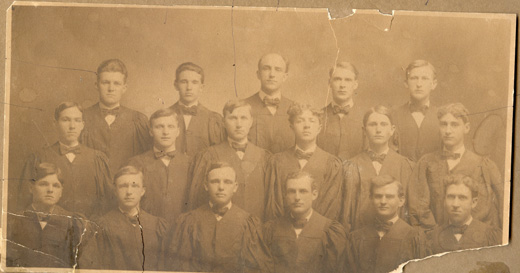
[295,144,317,154]
[31,204,55,214]
[368,146,390,156]
[228,137,248,146]
[179,101,199,107]
[153,145,176,153]
[209,201,233,210]
[59,141,79,149]
[119,206,139,217]
[99,102,121,110]
[450,216,473,226]
[332,99,354,108]
[259,90,281,100]
[409,100,430,107]
[444,145,466,156]
[291,209,313,222]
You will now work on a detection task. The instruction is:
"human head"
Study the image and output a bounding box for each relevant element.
[96,59,128,108]
[285,171,318,218]
[174,62,204,105]
[149,108,180,150]
[222,100,253,142]
[328,61,359,105]
[54,102,84,146]
[444,174,478,225]
[204,162,238,207]
[437,103,470,150]
[404,60,437,103]
[30,163,64,209]
[113,165,146,211]
[370,175,405,221]
[362,105,396,148]
[256,53,289,95]
[287,103,323,144]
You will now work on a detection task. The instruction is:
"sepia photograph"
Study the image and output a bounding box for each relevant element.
[1,2,515,272]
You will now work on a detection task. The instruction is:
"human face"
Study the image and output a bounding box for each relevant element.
[224,106,253,142]
[371,182,404,221]
[329,68,358,104]
[285,177,318,217]
[30,174,63,208]
[445,183,477,225]
[256,54,288,95]
[291,110,322,144]
[175,70,203,105]
[439,113,469,150]
[364,112,395,147]
[96,72,127,108]
[205,167,237,207]
[55,106,84,146]
[150,115,179,150]
[115,174,146,211]
[405,66,437,103]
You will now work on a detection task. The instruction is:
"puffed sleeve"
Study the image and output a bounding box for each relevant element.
[241,216,274,273]
[264,155,285,221]
[93,151,114,217]
[186,150,213,210]
[400,158,416,224]
[345,232,360,273]
[164,212,197,271]
[323,221,348,273]
[15,152,42,212]
[317,156,345,223]
[341,160,360,232]
[407,157,437,230]
[208,112,226,146]
[481,157,504,228]
[133,111,153,155]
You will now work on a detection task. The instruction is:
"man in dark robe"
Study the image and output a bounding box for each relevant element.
[429,174,502,254]
[81,59,152,175]
[408,103,504,231]
[317,61,364,160]
[263,171,347,273]
[244,53,295,154]
[391,60,442,161]
[188,99,270,219]
[127,108,190,224]
[264,103,345,227]
[94,166,168,271]
[347,175,429,273]
[16,102,112,218]
[169,62,225,157]
[166,162,273,272]
[349,105,415,230]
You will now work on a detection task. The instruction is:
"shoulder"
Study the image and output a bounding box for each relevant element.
[121,106,148,120]
[83,104,99,114]
[81,145,109,159]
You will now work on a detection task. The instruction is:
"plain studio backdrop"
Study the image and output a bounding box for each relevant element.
[7,6,513,196]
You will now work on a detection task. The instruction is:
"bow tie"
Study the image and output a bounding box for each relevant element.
[295,149,313,160]
[441,151,461,160]
[180,105,198,116]
[410,104,428,114]
[60,144,81,155]
[25,211,51,222]
[101,107,120,116]
[450,224,468,234]
[212,205,229,217]
[263,97,280,107]
[375,218,394,232]
[332,105,351,115]
[231,142,247,153]
[291,217,308,229]
[154,150,176,159]
[368,151,386,164]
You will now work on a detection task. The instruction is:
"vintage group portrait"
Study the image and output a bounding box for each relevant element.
[1,2,515,272]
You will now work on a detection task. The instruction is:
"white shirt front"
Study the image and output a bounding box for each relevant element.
[179,101,199,128]
[368,147,389,175]
[228,138,248,160]
[295,144,317,169]
[59,142,79,163]
[292,209,313,238]
[410,101,430,128]
[445,145,465,171]
[377,214,399,239]
[451,216,473,241]
[259,90,282,116]
[100,102,120,127]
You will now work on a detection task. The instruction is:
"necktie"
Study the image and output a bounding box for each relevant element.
[291,217,308,229]
[295,149,313,160]
[368,151,386,164]
[375,219,393,232]
[450,224,468,234]
[441,151,461,160]
[154,150,176,159]
[180,105,198,116]
[101,107,120,116]
[263,97,280,107]
[212,205,229,217]
[231,142,247,153]
[60,144,81,155]
[410,104,428,114]
[36,212,51,222]
[332,105,351,115]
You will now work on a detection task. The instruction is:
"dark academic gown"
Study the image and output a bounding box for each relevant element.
[263,211,347,273]
[16,142,113,218]
[347,218,429,273]
[317,103,365,160]
[94,209,168,271]
[392,103,442,161]
[408,149,504,230]
[349,149,415,230]
[170,102,225,157]
[6,206,87,268]
[127,150,191,224]
[244,93,295,154]
[429,219,502,254]
[188,142,271,219]
[166,204,274,272]
[81,103,152,175]
[264,147,345,225]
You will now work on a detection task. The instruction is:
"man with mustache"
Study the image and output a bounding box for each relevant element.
[429,174,502,254]
[187,99,270,219]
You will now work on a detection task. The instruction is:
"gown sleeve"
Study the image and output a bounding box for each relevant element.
[481,157,504,228]
[94,151,114,217]
[133,111,153,155]
[186,150,212,210]
[208,112,226,146]
[241,216,274,273]
[318,156,345,222]
[407,157,437,230]
[164,212,197,272]
[323,220,348,273]
[341,160,360,232]
[15,152,41,212]
[264,155,285,221]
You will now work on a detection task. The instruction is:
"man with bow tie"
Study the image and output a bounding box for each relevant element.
[126,108,190,224]
[16,102,112,218]
[165,162,273,272]
[168,62,225,157]
[391,60,442,161]
[81,59,152,175]
[187,99,271,219]
[317,61,364,160]
[263,171,347,273]
[244,53,295,154]
[347,175,429,273]
[348,105,415,230]
[429,174,501,254]
[264,103,346,227]
[408,103,504,232]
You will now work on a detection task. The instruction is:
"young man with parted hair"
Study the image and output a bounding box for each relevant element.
[81,59,152,175]
[429,174,502,254]
[244,53,295,154]
[408,103,504,231]
[169,62,225,157]
[166,162,273,272]
[263,171,347,273]
[317,61,365,160]
[187,99,271,219]
[126,108,191,224]
[391,59,442,161]
[347,175,429,273]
